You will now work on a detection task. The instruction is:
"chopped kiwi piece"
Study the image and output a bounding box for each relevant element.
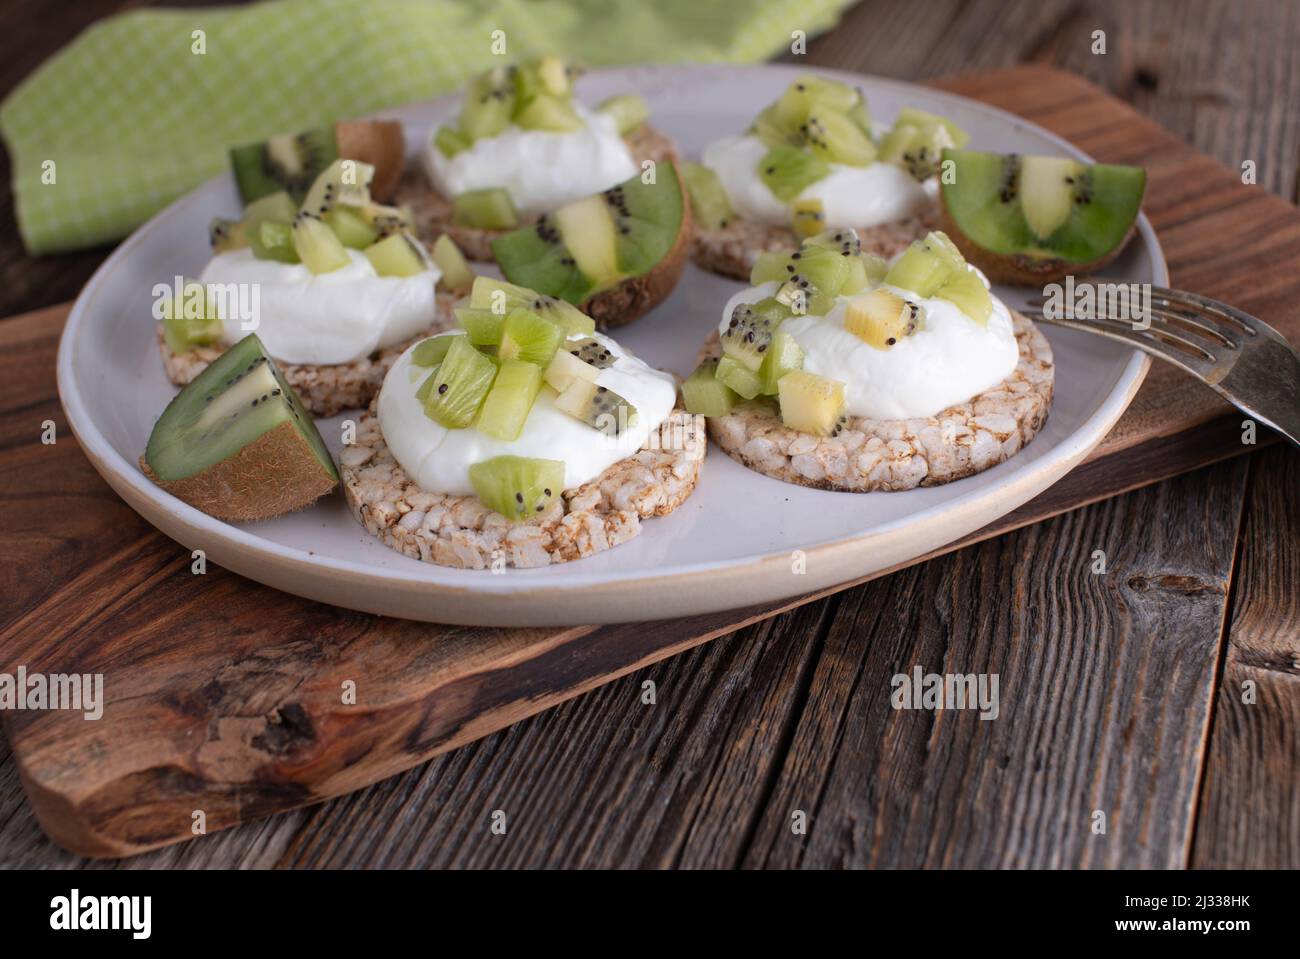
[543,349,600,392]
[243,191,299,228]
[565,337,617,369]
[515,94,583,132]
[758,145,829,202]
[844,289,924,349]
[791,197,826,238]
[249,219,299,263]
[435,125,472,158]
[878,108,969,181]
[597,94,648,135]
[421,335,497,428]
[432,235,475,293]
[722,297,789,371]
[786,245,850,298]
[681,360,738,417]
[514,56,571,107]
[803,109,876,166]
[803,227,862,256]
[364,232,429,278]
[455,307,507,345]
[775,277,836,317]
[356,201,413,236]
[752,103,804,149]
[209,218,247,253]
[759,326,804,395]
[715,356,763,400]
[469,276,595,335]
[840,255,873,295]
[554,378,637,435]
[300,158,375,218]
[499,309,563,367]
[681,161,735,230]
[460,66,516,141]
[411,334,457,367]
[292,213,350,274]
[490,163,686,305]
[468,455,565,522]
[935,266,992,324]
[452,188,520,229]
[143,334,337,522]
[161,280,224,353]
[475,358,544,441]
[229,127,339,204]
[324,206,379,248]
[772,74,860,127]
[777,370,846,436]
[751,250,795,286]
[885,238,955,297]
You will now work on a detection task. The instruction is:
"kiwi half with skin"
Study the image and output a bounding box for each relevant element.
[142,334,338,522]
[489,162,691,328]
[938,149,1146,285]
[230,120,404,205]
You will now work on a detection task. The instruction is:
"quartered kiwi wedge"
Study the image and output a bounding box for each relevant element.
[489,163,690,327]
[229,120,404,205]
[143,334,338,522]
[938,149,1147,284]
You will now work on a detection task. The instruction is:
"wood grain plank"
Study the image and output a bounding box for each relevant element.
[738,457,1249,869]
[1191,445,1300,868]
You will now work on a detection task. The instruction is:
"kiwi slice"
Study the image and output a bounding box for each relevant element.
[681,161,734,231]
[777,370,846,436]
[565,337,616,369]
[597,94,648,135]
[844,289,924,349]
[452,188,520,229]
[489,163,686,304]
[161,280,224,353]
[468,455,565,522]
[499,309,563,367]
[475,358,544,441]
[229,127,339,204]
[543,349,600,393]
[878,108,969,181]
[435,125,472,158]
[681,360,738,418]
[722,298,788,372]
[758,145,829,202]
[364,232,429,278]
[292,213,350,274]
[460,66,516,141]
[356,201,413,236]
[515,94,583,132]
[885,239,956,297]
[803,228,862,257]
[209,218,247,254]
[935,266,992,325]
[791,197,826,238]
[554,378,637,436]
[421,335,498,428]
[300,158,375,217]
[758,326,805,395]
[802,110,876,166]
[243,191,299,228]
[456,306,507,346]
[939,149,1146,281]
[431,235,475,293]
[143,334,337,522]
[513,56,571,108]
[249,219,299,264]
[411,334,456,367]
[714,356,763,400]
[469,277,595,335]
[324,206,378,249]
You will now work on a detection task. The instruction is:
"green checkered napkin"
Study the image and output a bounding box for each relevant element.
[0,0,853,255]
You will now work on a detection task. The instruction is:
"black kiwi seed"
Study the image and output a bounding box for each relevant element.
[515,492,524,503]
[543,488,552,496]
[438,383,448,394]
[886,337,897,346]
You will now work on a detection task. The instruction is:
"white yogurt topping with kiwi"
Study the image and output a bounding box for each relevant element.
[198,249,440,367]
[424,105,638,218]
[377,331,677,496]
[702,133,934,228]
[720,269,1019,420]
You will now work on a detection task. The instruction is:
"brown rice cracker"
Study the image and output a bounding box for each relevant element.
[340,409,706,569]
[702,310,1053,491]
[394,123,680,262]
[156,291,459,418]
[690,201,942,281]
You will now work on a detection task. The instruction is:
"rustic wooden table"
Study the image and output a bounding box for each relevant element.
[1,0,1296,869]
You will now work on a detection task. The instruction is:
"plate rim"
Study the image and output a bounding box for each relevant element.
[56,63,1161,624]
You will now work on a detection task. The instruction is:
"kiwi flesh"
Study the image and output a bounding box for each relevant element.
[758,326,804,395]
[499,308,563,367]
[722,298,788,371]
[938,149,1147,284]
[460,66,516,141]
[292,213,351,274]
[143,334,337,522]
[759,145,830,202]
[468,455,565,522]
[475,358,543,441]
[681,360,738,417]
[554,378,637,436]
[209,218,247,253]
[596,94,649,135]
[324,206,379,249]
[468,276,595,335]
[878,108,970,181]
[230,120,404,205]
[161,280,224,353]
[364,232,430,278]
[249,219,299,263]
[489,163,689,326]
[453,188,520,229]
[681,161,734,231]
[844,289,924,350]
[777,370,846,436]
[420,335,498,428]
[543,349,600,392]
[431,235,475,292]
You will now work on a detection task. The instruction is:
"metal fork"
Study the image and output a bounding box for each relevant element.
[1020,286,1300,447]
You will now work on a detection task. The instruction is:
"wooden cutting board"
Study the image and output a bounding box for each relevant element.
[2,65,1294,859]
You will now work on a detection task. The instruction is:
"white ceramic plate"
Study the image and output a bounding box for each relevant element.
[57,64,1160,627]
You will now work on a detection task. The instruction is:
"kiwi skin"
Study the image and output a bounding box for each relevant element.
[335,120,406,203]
[579,162,694,329]
[936,200,1137,287]
[139,420,337,523]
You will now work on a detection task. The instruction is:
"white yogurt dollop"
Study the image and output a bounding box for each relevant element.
[377,331,677,496]
[424,105,638,218]
[719,269,1019,421]
[199,249,441,366]
[701,133,933,228]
